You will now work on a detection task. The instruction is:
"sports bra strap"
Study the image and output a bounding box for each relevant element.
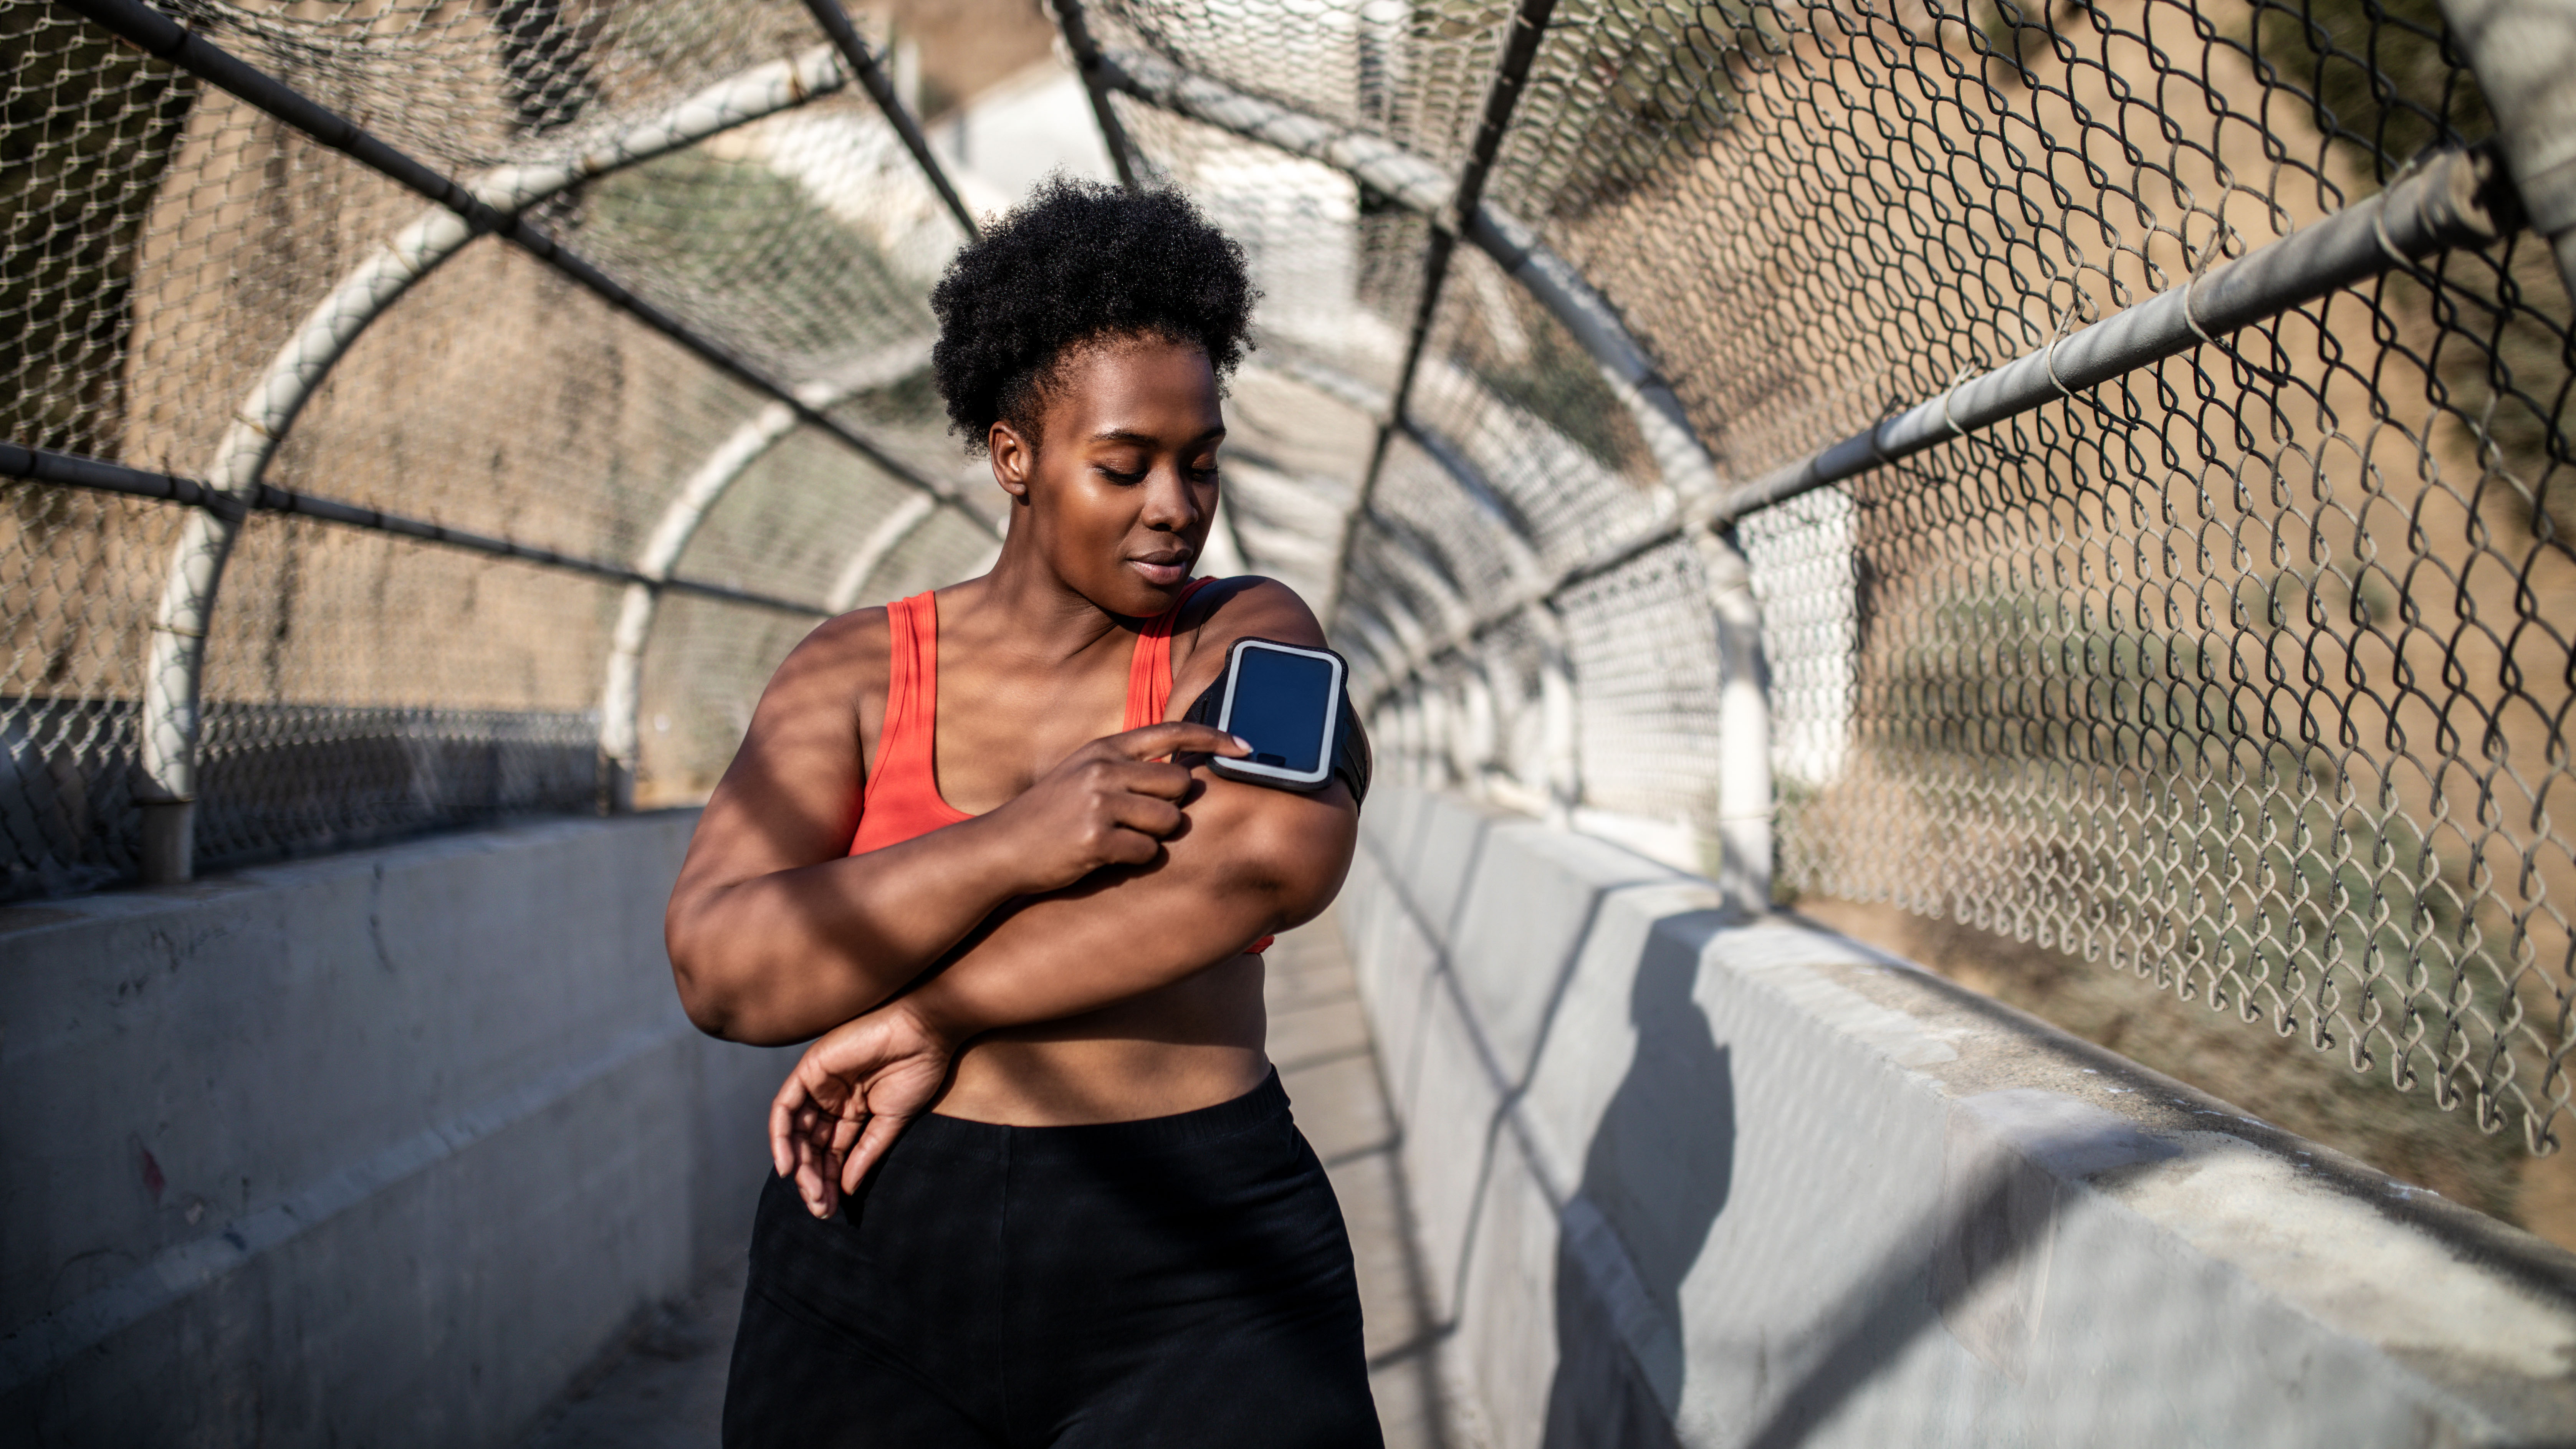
[849,593,973,855]
[877,594,936,780]
[1124,577,1218,729]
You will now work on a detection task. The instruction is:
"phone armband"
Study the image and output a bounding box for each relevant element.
[1183,638,1372,807]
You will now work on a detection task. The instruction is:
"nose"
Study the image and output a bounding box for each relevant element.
[1140,461,1203,533]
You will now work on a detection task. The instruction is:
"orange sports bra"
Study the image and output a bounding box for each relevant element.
[849,578,1270,954]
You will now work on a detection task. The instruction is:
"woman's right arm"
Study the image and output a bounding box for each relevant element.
[664,612,1244,1045]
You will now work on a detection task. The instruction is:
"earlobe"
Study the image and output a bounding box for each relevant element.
[989,422,1033,501]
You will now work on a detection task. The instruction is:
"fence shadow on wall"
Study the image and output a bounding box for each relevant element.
[1353,793,2393,1443]
[1540,929,1734,1449]
[1356,804,1742,1438]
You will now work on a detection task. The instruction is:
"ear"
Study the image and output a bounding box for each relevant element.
[989,420,1036,504]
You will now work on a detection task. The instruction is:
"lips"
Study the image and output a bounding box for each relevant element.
[1127,552,1193,586]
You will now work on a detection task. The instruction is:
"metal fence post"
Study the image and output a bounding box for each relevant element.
[2437,0,2576,299]
[1537,615,1580,828]
[1690,528,1774,909]
[1047,0,1144,190]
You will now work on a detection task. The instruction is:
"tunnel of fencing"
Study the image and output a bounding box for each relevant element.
[5,0,2576,1202]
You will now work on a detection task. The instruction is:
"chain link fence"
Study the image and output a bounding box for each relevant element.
[3,0,994,890]
[5,0,2573,1165]
[1080,0,2576,1160]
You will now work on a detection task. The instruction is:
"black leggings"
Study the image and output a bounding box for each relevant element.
[723,1071,1382,1448]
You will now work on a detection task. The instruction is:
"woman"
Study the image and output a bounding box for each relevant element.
[665,179,1380,1447]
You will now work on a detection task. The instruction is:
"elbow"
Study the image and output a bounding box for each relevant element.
[666,891,753,1041]
[671,953,794,1044]
[1268,854,1353,933]
[674,966,736,1040]
[665,888,889,1048]
[667,931,736,1040]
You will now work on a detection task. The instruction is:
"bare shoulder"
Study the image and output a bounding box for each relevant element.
[715,605,890,776]
[1171,576,1326,705]
[1182,575,1325,649]
[760,605,889,707]
[799,604,893,670]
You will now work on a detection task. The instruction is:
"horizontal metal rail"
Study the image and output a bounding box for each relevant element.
[1101,55,2524,669]
[1707,144,2519,524]
[1,442,827,617]
[1359,143,2523,701]
[56,0,998,540]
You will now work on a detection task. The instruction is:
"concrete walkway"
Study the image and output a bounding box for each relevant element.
[521,912,1456,1447]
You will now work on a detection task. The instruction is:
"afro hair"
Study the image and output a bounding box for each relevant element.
[930,177,1257,454]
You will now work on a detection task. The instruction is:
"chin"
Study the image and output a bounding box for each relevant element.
[1088,573,1184,619]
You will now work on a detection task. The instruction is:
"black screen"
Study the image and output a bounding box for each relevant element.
[1227,646,1335,773]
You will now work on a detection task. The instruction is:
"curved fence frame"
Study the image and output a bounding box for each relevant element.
[132,43,856,879]
[596,342,933,806]
[36,0,1001,878]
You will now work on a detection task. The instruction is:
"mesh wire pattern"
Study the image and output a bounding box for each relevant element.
[1091,0,2574,1150]
[3,0,2572,1155]
[2,0,985,890]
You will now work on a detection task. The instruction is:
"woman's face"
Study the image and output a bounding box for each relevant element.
[990,333,1223,619]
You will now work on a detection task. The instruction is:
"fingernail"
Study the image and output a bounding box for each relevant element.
[1229,735,1250,751]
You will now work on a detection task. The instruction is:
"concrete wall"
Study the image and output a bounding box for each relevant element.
[0,811,786,1447]
[1340,785,2576,1448]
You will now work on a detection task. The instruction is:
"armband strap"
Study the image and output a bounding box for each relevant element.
[1183,680,1372,809]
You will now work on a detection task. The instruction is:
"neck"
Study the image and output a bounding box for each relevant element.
[946,520,1136,668]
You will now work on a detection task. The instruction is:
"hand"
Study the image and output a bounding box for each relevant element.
[980,721,1247,895]
[768,1000,958,1218]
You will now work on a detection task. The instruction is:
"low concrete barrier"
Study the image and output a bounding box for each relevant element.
[1340,785,2576,1447]
[0,811,784,1447]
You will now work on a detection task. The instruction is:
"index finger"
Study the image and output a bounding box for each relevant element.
[769,1071,811,1177]
[1105,721,1248,761]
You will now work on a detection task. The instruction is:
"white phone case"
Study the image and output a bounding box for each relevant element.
[1206,638,1345,791]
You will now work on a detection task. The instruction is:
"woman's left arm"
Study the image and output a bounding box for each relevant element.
[929,768,1354,1028]
[770,763,1357,1212]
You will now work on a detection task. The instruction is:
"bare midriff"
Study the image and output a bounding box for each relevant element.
[936,956,1271,1125]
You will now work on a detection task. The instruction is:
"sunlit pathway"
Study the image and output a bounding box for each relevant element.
[522,911,1452,1448]
[1262,911,1459,1449]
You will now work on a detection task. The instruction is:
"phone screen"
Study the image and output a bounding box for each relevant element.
[1228,646,1336,773]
